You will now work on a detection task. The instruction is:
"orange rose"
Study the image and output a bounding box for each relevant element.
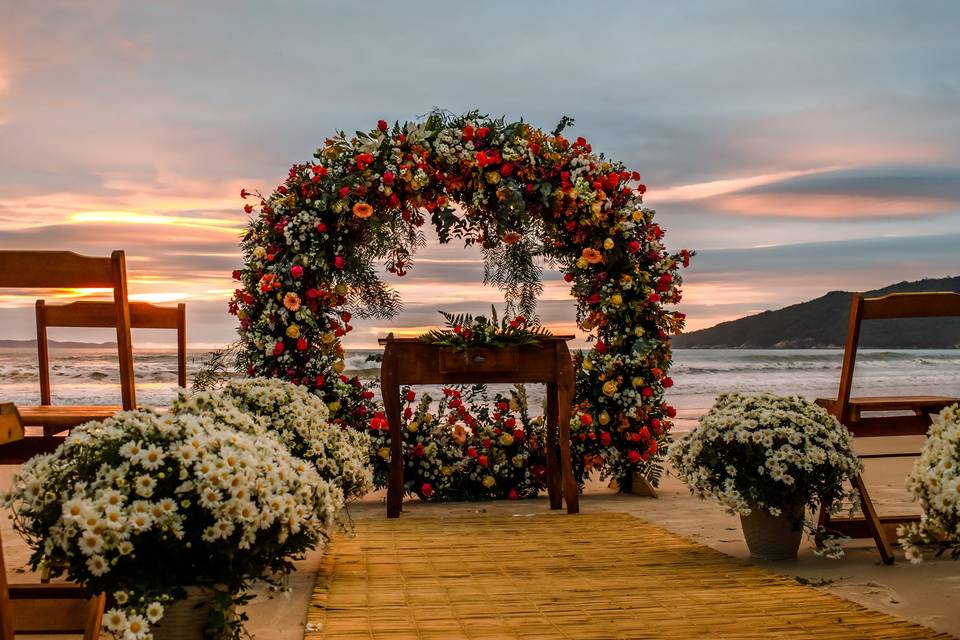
[352,202,374,219]
[582,247,603,264]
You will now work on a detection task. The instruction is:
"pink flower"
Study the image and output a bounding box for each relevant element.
[334,256,346,269]
[291,265,304,278]
[273,341,285,356]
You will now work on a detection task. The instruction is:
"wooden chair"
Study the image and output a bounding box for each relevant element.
[0,251,134,463]
[1,529,105,639]
[29,300,188,429]
[816,291,960,564]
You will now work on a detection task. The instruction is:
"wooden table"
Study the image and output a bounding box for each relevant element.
[379,336,580,518]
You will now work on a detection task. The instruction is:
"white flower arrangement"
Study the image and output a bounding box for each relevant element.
[173,378,372,501]
[899,403,960,562]
[2,409,338,639]
[669,393,862,557]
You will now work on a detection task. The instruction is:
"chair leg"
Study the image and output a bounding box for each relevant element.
[853,473,895,564]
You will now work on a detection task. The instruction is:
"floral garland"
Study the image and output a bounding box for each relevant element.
[231,110,691,488]
[419,307,552,352]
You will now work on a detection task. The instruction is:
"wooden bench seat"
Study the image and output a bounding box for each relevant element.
[17,405,124,432]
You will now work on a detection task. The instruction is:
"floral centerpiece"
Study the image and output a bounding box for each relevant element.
[2,409,339,639]
[419,307,553,354]
[669,393,862,559]
[899,403,960,562]
[173,378,373,502]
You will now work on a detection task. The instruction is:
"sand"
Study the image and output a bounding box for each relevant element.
[2,436,958,639]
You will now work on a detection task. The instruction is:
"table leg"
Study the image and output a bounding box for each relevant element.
[556,344,580,514]
[382,349,403,518]
[545,382,562,510]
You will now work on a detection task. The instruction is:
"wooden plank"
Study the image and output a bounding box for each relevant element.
[845,415,931,438]
[18,405,122,429]
[861,291,960,320]
[848,396,959,411]
[438,346,519,373]
[0,251,115,288]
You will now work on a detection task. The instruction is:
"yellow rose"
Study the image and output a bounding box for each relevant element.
[286,324,300,339]
[407,422,419,433]
[591,202,602,215]
[512,455,525,468]
[441,466,453,476]
[321,332,336,344]
[634,326,645,337]
[603,238,614,250]
[486,171,501,184]
[599,411,611,426]
[378,447,390,460]
[253,246,267,259]
[632,210,643,222]
[602,380,618,397]
[332,360,345,373]
[328,400,341,413]
[582,359,594,371]
[632,377,644,388]
[482,475,496,488]
[335,283,348,295]
[610,294,623,306]
[424,413,435,424]
[576,257,588,269]
[500,433,514,446]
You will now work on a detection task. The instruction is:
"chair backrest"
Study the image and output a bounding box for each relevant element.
[0,529,105,640]
[835,291,960,423]
[36,301,188,401]
[0,250,136,409]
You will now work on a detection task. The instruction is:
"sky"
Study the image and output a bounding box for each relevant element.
[1,0,958,348]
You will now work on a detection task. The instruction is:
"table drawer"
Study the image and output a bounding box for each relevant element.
[438,347,519,373]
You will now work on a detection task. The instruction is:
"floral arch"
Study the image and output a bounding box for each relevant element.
[231,110,691,495]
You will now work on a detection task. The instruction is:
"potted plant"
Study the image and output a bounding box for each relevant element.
[2,408,340,639]
[669,393,862,560]
[899,403,960,562]
[172,377,373,502]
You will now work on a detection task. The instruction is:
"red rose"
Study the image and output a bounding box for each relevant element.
[272,341,285,356]
[563,272,574,282]
[513,428,524,441]
[462,124,474,140]
[665,405,677,418]
[639,426,651,440]
[500,163,514,176]
[315,374,325,387]
[508,489,519,500]
[246,365,255,376]
[382,170,395,185]
[642,387,653,397]
[243,203,253,214]
[478,454,489,467]
[504,417,516,428]
[648,293,661,303]
[291,265,304,278]
[314,165,328,177]
[378,119,388,132]
[477,126,489,139]
[627,450,642,464]
[277,185,287,195]
[240,188,249,199]
[405,390,416,402]
[316,222,327,233]
[529,142,540,155]
[412,444,425,457]
[580,413,593,426]
[482,437,492,449]
[627,241,641,253]
[595,341,606,354]
[339,186,350,197]
[600,432,612,446]
[662,377,673,388]
[297,338,308,351]
[467,447,477,458]
[334,256,346,269]
[637,183,647,194]
[651,418,662,433]
[421,483,433,498]
[232,270,242,280]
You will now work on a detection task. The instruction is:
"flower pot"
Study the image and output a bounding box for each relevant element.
[739,506,804,561]
[152,586,233,640]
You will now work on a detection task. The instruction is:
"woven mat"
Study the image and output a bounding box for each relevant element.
[305,512,949,640]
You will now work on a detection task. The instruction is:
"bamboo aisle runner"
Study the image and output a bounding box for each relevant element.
[305,512,950,640]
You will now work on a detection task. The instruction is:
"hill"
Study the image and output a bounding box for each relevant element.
[673,276,960,349]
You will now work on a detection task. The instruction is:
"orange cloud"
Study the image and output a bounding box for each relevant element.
[714,193,956,219]
[650,167,843,203]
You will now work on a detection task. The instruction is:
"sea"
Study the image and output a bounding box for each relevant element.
[2,348,958,432]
